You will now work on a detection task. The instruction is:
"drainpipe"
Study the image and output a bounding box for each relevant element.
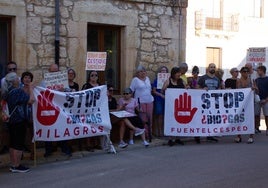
[178,10,182,64]
[172,0,188,65]
[55,0,60,65]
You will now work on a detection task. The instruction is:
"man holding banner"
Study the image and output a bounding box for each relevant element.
[197,63,221,142]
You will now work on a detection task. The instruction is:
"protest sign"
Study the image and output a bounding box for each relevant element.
[164,88,254,136]
[86,52,107,71]
[246,47,266,64]
[157,73,170,89]
[44,70,68,90]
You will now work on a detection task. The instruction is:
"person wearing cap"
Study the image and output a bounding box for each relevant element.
[130,65,154,142]
[162,66,185,146]
[2,72,35,173]
[235,66,255,143]
[225,67,239,89]
[117,88,149,147]
[152,66,169,137]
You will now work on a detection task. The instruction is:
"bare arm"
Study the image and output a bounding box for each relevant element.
[152,86,165,99]
[27,83,36,104]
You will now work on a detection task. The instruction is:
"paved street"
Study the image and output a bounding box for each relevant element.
[0,129,268,188]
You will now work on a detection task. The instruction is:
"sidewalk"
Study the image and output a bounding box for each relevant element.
[1,119,266,171]
[0,137,166,170]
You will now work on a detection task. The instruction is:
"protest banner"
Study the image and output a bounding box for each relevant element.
[43,70,68,90]
[157,73,170,89]
[86,51,107,71]
[32,85,111,141]
[164,88,254,137]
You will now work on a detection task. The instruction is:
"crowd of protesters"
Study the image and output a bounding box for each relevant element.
[0,61,268,173]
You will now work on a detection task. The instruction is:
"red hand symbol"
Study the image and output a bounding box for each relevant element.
[174,92,197,124]
[37,89,60,126]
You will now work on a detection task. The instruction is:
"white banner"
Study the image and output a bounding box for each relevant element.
[33,85,111,141]
[164,88,254,136]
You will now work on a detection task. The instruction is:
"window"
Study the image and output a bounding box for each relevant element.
[87,24,121,93]
[206,47,222,68]
[248,0,264,18]
[204,0,222,18]
[204,0,223,30]
[0,17,12,79]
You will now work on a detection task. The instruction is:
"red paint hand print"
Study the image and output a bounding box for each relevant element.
[174,92,197,124]
[37,89,60,126]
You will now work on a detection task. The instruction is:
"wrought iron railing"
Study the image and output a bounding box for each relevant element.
[195,11,239,32]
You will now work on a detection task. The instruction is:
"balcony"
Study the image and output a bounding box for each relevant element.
[195,11,239,38]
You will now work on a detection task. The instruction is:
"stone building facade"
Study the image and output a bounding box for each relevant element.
[0,0,186,91]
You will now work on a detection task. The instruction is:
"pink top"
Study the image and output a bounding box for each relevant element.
[118,97,138,114]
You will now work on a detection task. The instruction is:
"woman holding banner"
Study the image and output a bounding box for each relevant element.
[187,66,201,143]
[162,66,185,146]
[81,70,102,151]
[235,66,255,144]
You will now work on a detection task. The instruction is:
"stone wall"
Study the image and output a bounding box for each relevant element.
[0,0,186,87]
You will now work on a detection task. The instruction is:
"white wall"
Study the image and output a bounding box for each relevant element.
[186,0,268,80]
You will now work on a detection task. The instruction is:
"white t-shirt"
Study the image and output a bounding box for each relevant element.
[130,76,154,103]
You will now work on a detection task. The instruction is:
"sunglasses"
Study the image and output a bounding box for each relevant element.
[109,89,114,92]
[90,74,98,77]
[242,71,249,73]
[8,68,17,71]
[123,93,130,95]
